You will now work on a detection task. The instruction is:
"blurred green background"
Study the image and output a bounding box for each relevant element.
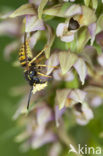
[0,0,47,156]
[0,0,103,156]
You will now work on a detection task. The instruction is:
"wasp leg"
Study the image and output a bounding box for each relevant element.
[36,64,58,68]
[29,46,47,65]
[37,72,52,78]
[35,56,45,64]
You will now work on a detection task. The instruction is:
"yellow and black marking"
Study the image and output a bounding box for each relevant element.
[19,40,33,67]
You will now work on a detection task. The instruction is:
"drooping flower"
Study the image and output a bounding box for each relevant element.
[47,51,88,85]
[56,5,96,43]
[29,0,42,6]
[14,103,57,151]
[74,103,94,125]
[73,58,87,85]
[53,69,74,82]
[56,17,80,43]
[97,53,103,67]
[48,142,62,156]
[54,88,94,126]
[90,96,102,108]
[0,18,22,36]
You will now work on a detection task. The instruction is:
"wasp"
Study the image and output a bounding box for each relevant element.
[19,33,54,109]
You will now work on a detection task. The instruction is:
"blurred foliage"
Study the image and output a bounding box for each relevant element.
[0,0,48,156]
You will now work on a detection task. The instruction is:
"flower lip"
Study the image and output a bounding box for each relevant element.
[74,103,82,113]
[56,17,80,43]
[68,17,80,31]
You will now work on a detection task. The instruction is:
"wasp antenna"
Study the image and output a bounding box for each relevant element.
[27,87,33,110]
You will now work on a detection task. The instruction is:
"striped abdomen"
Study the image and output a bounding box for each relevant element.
[19,40,33,67]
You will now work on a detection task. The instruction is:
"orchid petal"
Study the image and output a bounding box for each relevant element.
[55,105,65,127]
[74,58,87,85]
[38,0,48,19]
[0,19,21,36]
[97,53,103,67]
[70,89,86,103]
[29,31,41,49]
[4,41,19,60]
[25,15,45,32]
[61,34,74,42]
[44,4,82,18]
[84,0,98,10]
[46,53,59,75]
[84,0,90,6]
[43,3,71,18]
[65,4,82,17]
[91,96,102,107]
[65,71,74,81]
[56,89,70,109]
[36,105,53,126]
[96,14,103,33]
[13,95,29,120]
[59,51,78,74]
[9,4,36,18]
[88,23,96,45]
[49,142,62,156]
[32,131,56,149]
[76,26,90,53]
[53,69,74,82]
[92,0,98,10]
[29,0,41,6]
[45,25,55,58]
[85,86,103,98]
[74,103,94,125]
[53,69,62,81]
[82,105,94,120]
[56,23,66,37]
[80,6,96,26]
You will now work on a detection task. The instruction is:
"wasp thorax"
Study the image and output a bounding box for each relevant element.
[29,70,37,78]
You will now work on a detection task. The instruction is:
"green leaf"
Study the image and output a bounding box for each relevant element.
[80,46,95,70]
[59,51,78,74]
[9,4,36,18]
[67,38,77,52]
[56,89,70,110]
[74,58,87,85]
[84,0,90,6]
[38,0,48,19]
[80,6,96,26]
[65,72,79,89]
[80,6,96,25]
[92,0,98,10]
[43,3,72,18]
[25,16,44,32]
[94,42,102,54]
[46,53,59,75]
[69,89,86,104]
[85,86,103,98]
[65,4,82,17]
[84,0,98,9]
[96,14,103,33]
[75,26,90,53]
[45,25,55,58]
